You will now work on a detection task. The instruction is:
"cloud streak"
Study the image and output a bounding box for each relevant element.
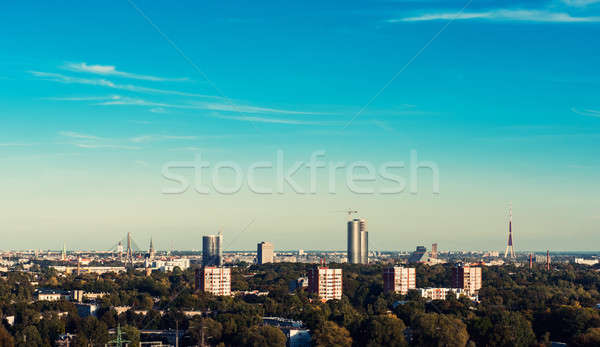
[96,97,330,116]
[391,9,600,23]
[59,131,103,140]
[74,143,141,150]
[211,114,336,125]
[572,107,600,117]
[30,71,215,98]
[130,134,198,143]
[63,62,188,82]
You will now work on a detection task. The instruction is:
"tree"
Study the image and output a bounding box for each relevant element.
[16,326,42,347]
[572,327,600,347]
[473,310,536,347]
[356,315,407,347]
[80,316,108,345]
[122,325,141,347]
[245,325,286,347]
[312,321,353,347]
[412,313,469,347]
[188,318,223,345]
[0,325,14,347]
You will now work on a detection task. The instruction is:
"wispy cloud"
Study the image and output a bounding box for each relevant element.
[391,10,600,23]
[149,107,169,114]
[58,131,142,150]
[59,131,103,140]
[562,0,600,7]
[572,107,600,117]
[97,96,330,115]
[74,143,141,150]
[0,143,36,147]
[200,102,332,115]
[29,71,215,98]
[63,62,188,82]
[43,95,122,101]
[130,134,198,143]
[212,114,335,125]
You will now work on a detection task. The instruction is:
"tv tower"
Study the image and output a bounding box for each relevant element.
[504,205,515,258]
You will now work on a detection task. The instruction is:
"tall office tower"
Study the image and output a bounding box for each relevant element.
[257,241,274,265]
[452,264,482,295]
[504,205,515,258]
[308,266,343,301]
[195,267,231,296]
[359,219,368,264]
[383,266,416,294]
[431,243,438,259]
[347,218,368,264]
[202,232,223,266]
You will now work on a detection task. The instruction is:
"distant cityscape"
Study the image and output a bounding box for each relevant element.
[1,213,599,346]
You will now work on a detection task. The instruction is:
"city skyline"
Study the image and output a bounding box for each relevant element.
[2,0,600,250]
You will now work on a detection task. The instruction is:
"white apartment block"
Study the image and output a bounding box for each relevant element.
[383,266,416,294]
[196,267,231,296]
[308,267,342,301]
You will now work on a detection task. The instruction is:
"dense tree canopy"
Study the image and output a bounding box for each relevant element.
[1,261,600,346]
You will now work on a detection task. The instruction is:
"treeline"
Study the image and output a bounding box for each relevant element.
[0,262,599,346]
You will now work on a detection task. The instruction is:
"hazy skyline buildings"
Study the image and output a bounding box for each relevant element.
[202,233,223,266]
[347,218,368,264]
[257,241,274,265]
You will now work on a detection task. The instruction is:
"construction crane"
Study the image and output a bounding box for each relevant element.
[332,209,358,220]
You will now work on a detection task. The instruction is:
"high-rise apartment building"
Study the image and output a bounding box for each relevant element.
[431,243,438,259]
[202,233,223,266]
[452,264,482,295]
[308,266,342,301]
[257,241,274,265]
[383,266,416,294]
[195,267,231,296]
[347,218,368,264]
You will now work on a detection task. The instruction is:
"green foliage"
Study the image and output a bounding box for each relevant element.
[355,314,407,347]
[245,325,287,347]
[411,312,469,347]
[312,321,353,347]
[3,261,600,346]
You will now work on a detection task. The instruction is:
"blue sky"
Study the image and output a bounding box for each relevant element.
[1,0,599,251]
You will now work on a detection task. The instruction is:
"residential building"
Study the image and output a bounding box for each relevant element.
[452,264,482,295]
[419,287,466,300]
[195,267,231,296]
[35,289,66,301]
[308,266,342,301]
[383,266,416,294]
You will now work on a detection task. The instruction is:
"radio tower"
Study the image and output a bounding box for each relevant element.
[504,205,515,258]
